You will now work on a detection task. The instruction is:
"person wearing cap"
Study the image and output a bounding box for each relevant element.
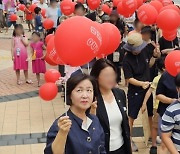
[122,32,157,152]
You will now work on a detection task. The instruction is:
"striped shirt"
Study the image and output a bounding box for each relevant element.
[161,100,180,151]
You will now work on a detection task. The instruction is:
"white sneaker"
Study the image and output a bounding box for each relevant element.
[156,136,161,144]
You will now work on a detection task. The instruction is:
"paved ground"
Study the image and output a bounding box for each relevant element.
[0,25,155,154]
[0,27,57,97]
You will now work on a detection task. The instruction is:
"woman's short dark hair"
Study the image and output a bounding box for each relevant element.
[175,73,180,88]
[34,7,41,14]
[66,74,97,106]
[90,58,117,79]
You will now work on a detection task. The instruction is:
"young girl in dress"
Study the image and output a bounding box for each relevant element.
[30,32,46,87]
[11,24,32,85]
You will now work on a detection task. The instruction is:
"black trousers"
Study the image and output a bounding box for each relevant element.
[108,144,126,154]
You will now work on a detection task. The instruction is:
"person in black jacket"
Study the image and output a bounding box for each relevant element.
[123,32,159,152]
[44,74,106,154]
[90,59,132,154]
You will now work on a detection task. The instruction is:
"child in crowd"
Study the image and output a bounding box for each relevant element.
[141,57,165,154]
[4,0,16,34]
[25,2,34,32]
[11,24,32,85]
[161,73,180,154]
[30,32,46,87]
[46,0,58,35]
[34,7,43,36]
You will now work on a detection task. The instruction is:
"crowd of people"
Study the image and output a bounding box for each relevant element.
[0,0,180,154]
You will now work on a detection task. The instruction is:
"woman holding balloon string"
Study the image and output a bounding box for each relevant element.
[44,74,106,154]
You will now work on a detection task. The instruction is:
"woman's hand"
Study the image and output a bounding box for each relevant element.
[90,101,97,115]
[56,77,66,85]
[58,116,72,134]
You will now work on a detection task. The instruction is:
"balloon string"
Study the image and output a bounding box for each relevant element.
[178,31,180,47]
[64,81,67,116]
[87,63,90,75]
[155,26,159,44]
[79,67,84,74]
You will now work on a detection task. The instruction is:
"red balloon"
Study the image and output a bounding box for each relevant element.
[39,83,58,101]
[113,0,121,7]
[150,0,163,13]
[54,16,102,66]
[94,22,109,58]
[43,19,54,30]
[102,4,111,15]
[165,50,180,77]
[47,37,64,65]
[41,8,46,18]
[162,30,177,41]
[10,14,18,21]
[45,54,57,66]
[122,0,137,15]
[101,23,121,55]
[137,4,158,25]
[29,4,37,12]
[87,0,101,10]
[45,69,61,83]
[117,1,132,17]
[136,0,143,8]
[159,0,173,6]
[60,0,75,16]
[160,4,180,14]
[156,9,180,31]
[45,34,54,44]
[19,4,26,11]
[77,0,85,3]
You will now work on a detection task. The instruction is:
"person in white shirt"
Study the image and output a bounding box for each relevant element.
[37,0,48,9]
[90,59,132,154]
[46,0,58,35]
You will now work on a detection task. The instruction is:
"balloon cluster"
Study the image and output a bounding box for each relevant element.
[39,69,61,101]
[52,16,121,66]
[135,0,180,41]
